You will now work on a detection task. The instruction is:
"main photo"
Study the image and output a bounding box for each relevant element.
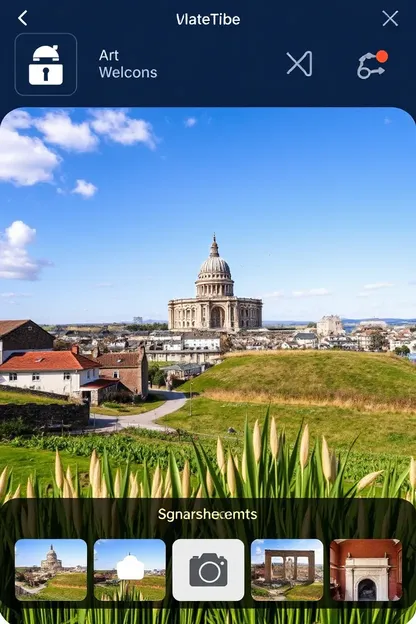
[0,107,415,624]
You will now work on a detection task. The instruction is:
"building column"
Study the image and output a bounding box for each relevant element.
[294,557,297,580]
[234,304,239,330]
[381,567,389,601]
[265,552,271,583]
[308,552,315,582]
[345,566,354,600]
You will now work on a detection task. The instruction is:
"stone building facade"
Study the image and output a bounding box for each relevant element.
[316,315,345,337]
[168,236,263,332]
[41,545,63,573]
[0,402,89,430]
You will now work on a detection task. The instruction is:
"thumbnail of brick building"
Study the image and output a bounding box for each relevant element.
[330,539,402,601]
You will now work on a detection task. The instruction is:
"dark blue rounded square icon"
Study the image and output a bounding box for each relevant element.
[15,32,78,96]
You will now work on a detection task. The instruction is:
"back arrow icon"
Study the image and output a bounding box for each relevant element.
[18,10,28,26]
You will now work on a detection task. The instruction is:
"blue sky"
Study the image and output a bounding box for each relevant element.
[0,107,415,323]
[15,539,87,567]
[94,539,165,571]
[251,539,324,565]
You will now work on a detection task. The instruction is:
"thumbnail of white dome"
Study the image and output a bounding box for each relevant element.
[116,554,144,580]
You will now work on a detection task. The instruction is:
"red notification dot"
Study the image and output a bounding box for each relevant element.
[376,50,389,63]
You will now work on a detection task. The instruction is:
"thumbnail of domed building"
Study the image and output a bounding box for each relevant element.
[40,544,63,573]
[168,235,263,332]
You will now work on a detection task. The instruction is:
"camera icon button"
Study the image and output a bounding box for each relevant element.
[173,539,245,602]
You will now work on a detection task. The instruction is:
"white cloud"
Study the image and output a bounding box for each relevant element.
[0,221,52,280]
[0,109,159,193]
[89,109,157,148]
[0,109,157,190]
[384,117,392,125]
[357,292,371,298]
[292,288,331,298]
[72,179,97,198]
[2,110,33,130]
[0,292,30,298]
[34,111,99,152]
[363,282,394,290]
[184,117,197,128]
[95,282,113,288]
[255,547,262,555]
[6,221,36,247]
[0,125,61,186]
[117,555,144,580]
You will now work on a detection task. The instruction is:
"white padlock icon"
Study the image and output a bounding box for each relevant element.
[28,45,64,86]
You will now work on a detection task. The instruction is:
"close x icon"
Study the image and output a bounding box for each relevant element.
[286,51,313,76]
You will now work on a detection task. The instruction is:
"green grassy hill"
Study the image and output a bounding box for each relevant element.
[159,351,416,462]
[183,351,416,409]
[94,576,165,601]
[0,390,67,405]
[18,573,87,601]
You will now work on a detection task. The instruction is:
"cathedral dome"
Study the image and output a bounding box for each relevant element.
[46,545,57,561]
[198,235,231,279]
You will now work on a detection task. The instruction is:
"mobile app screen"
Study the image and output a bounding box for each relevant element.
[0,106,415,624]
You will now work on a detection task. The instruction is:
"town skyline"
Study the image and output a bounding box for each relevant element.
[94,539,165,571]
[251,539,324,566]
[0,107,415,323]
[15,539,87,568]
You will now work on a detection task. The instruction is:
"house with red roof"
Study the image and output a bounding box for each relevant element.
[0,344,129,405]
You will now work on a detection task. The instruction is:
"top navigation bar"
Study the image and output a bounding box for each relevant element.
[1,0,415,118]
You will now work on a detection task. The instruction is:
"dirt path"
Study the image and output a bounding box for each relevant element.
[49,584,86,589]
[15,582,46,594]
[88,390,186,432]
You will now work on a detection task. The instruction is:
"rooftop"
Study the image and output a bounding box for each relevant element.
[96,352,143,367]
[183,333,220,340]
[161,363,202,371]
[0,320,29,338]
[80,378,120,389]
[0,350,98,372]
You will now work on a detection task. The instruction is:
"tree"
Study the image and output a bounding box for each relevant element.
[370,332,388,351]
[126,323,168,331]
[53,339,68,351]
[153,369,166,387]
[394,345,410,356]
[307,322,317,328]
[148,363,159,384]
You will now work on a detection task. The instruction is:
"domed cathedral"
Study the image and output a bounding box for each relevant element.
[168,235,263,332]
[40,544,63,572]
